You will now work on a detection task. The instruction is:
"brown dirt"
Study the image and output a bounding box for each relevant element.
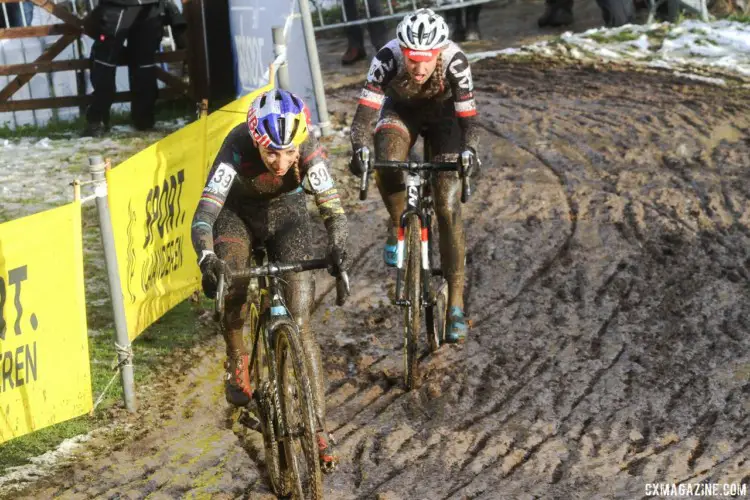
[5,1,750,498]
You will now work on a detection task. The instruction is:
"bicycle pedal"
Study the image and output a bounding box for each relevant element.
[239,408,262,432]
[321,457,339,474]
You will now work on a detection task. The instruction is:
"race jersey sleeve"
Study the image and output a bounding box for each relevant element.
[350,43,399,151]
[300,135,346,223]
[445,48,480,153]
[190,124,243,258]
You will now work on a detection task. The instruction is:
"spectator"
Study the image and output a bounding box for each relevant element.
[83,0,165,137]
[341,0,389,65]
[449,5,482,42]
[0,2,34,28]
[538,0,573,27]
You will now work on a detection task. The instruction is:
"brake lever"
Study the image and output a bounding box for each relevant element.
[336,271,350,307]
[359,147,370,201]
[214,271,225,323]
[460,151,473,203]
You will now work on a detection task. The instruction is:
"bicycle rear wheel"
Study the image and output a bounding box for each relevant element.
[276,324,323,500]
[404,215,422,390]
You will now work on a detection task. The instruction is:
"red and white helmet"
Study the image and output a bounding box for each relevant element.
[396,8,450,61]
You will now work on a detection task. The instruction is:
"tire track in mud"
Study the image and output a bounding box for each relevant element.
[6,60,750,500]
[471,119,578,327]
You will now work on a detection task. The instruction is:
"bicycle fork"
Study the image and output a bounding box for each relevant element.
[395,178,433,307]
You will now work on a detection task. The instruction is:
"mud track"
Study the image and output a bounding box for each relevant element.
[11,60,750,499]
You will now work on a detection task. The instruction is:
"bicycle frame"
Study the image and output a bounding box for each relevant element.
[394,170,435,308]
[215,251,350,425]
[359,158,460,311]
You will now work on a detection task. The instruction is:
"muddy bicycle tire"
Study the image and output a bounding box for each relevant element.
[276,324,323,500]
[247,301,287,496]
[426,279,448,352]
[404,216,422,390]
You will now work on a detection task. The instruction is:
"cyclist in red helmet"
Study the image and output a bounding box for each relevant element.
[349,8,480,344]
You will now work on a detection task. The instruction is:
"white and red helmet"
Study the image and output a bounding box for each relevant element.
[396,8,450,61]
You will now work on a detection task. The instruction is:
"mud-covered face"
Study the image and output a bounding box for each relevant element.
[404,55,439,84]
[258,144,300,176]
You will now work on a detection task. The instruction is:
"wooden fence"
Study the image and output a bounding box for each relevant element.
[0,0,208,115]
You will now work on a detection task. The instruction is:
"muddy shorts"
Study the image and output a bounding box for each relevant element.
[375,97,462,158]
[213,188,314,286]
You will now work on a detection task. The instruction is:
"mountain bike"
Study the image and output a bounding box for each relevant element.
[214,247,349,499]
[356,141,473,390]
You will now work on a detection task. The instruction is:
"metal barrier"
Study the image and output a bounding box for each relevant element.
[310,0,496,31]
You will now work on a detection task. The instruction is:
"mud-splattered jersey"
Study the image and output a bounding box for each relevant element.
[350,39,479,152]
[191,123,346,255]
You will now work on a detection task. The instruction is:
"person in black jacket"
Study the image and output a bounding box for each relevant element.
[84,0,167,137]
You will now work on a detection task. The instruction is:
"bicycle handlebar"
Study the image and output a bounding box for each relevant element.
[214,259,350,321]
[357,150,473,203]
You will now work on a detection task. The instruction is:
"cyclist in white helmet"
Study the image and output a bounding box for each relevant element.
[349,8,480,344]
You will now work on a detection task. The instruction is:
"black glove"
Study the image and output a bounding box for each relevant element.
[326,243,351,277]
[199,251,231,299]
[349,147,368,176]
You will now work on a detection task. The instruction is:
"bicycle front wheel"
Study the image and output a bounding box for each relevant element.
[276,324,323,500]
[404,215,422,390]
[249,303,286,496]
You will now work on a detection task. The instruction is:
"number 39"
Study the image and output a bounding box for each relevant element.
[213,167,232,188]
[309,168,329,187]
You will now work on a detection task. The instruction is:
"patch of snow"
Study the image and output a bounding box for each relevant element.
[468,20,750,84]
[0,434,91,491]
[672,71,727,85]
[0,424,132,496]
[0,130,175,222]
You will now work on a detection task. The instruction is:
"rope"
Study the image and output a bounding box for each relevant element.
[113,342,134,369]
[89,342,134,415]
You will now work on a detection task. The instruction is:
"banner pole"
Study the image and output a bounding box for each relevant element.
[200,99,209,174]
[296,0,332,136]
[88,155,137,413]
[272,26,290,91]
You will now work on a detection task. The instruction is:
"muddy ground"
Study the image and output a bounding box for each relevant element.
[6,1,750,498]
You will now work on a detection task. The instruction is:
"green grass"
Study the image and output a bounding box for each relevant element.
[0,98,195,140]
[586,30,642,44]
[726,13,750,23]
[0,205,216,474]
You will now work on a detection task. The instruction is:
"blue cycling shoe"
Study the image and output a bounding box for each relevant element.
[444,306,468,344]
[383,235,398,267]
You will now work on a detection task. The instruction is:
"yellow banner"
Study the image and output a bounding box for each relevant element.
[106,81,273,340]
[0,202,91,444]
[106,118,206,340]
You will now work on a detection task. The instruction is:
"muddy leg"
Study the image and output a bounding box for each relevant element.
[214,211,252,357]
[374,128,412,237]
[214,210,253,406]
[431,168,466,311]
